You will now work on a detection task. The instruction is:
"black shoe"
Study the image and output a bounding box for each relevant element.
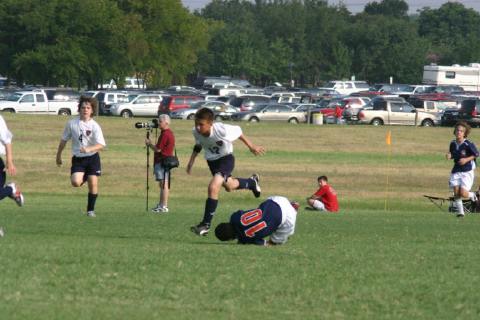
[250,174,261,198]
[190,223,210,236]
[304,207,316,211]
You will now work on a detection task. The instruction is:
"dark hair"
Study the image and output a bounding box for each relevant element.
[215,222,237,241]
[318,175,328,182]
[195,107,214,122]
[77,96,98,116]
[454,121,471,138]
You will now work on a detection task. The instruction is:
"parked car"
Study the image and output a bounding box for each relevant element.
[230,104,306,123]
[340,97,371,121]
[170,101,230,120]
[408,97,458,115]
[95,91,130,115]
[441,99,480,127]
[357,96,438,126]
[230,95,271,112]
[109,94,162,117]
[318,80,370,95]
[158,95,204,114]
[0,89,78,115]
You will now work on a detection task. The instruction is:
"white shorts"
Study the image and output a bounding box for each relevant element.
[312,200,328,211]
[449,170,474,191]
[154,163,170,181]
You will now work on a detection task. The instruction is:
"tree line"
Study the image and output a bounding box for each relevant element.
[1,0,479,89]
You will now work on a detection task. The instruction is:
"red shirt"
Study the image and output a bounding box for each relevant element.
[314,184,339,212]
[154,128,175,164]
[335,106,343,118]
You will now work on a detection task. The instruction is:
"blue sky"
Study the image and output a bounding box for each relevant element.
[182,0,480,13]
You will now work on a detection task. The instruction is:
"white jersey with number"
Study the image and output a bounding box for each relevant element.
[0,115,13,156]
[193,122,242,161]
[269,196,297,244]
[62,118,106,157]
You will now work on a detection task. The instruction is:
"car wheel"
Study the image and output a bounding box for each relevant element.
[58,109,71,116]
[249,117,259,122]
[288,117,299,124]
[120,110,133,118]
[421,119,434,127]
[371,118,383,126]
[187,114,195,120]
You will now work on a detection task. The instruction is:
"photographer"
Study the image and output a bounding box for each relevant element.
[145,114,175,213]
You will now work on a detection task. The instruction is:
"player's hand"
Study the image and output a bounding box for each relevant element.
[445,152,451,160]
[145,138,151,146]
[5,163,16,176]
[186,164,192,174]
[56,156,62,166]
[458,158,469,165]
[80,146,88,153]
[250,145,265,156]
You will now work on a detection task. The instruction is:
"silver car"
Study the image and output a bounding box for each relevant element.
[170,101,233,120]
[231,104,307,123]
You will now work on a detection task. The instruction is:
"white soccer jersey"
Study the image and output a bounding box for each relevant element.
[0,115,13,156]
[193,122,242,161]
[62,118,106,157]
[268,196,297,244]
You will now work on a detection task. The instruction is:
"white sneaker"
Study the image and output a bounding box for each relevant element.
[0,227,4,237]
[87,211,96,217]
[152,205,168,213]
[7,182,24,207]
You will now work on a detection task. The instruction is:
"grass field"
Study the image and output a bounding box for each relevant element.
[1,115,480,319]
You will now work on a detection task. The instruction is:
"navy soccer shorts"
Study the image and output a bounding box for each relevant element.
[71,153,102,176]
[207,154,235,181]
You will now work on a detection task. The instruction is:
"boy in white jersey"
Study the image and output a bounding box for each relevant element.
[187,108,265,236]
[56,96,106,217]
[0,115,24,236]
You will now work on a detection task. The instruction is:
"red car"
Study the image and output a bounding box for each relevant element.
[158,95,203,114]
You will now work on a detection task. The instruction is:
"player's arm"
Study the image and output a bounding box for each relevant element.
[186,144,202,174]
[238,134,265,156]
[4,143,16,176]
[80,143,104,154]
[56,139,67,166]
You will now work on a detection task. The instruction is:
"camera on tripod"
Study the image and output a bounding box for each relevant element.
[135,119,158,129]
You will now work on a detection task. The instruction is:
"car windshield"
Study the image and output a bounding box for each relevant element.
[6,92,22,101]
[190,101,206,109]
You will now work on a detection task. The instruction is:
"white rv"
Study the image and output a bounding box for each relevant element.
[423,63,480,91]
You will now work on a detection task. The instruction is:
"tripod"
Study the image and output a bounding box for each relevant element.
[145,128,157,211]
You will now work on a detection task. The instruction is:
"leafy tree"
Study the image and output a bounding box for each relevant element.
[418,2,480,65]
[364,0,409,18]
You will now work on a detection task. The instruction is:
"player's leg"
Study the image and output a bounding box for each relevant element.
[311,199,327,211]
[85,153,101,217]
[191,174,223,236]
[226,174,261,198]
[70,156,86,187]
[0,158,23,206]
[450,173,465,216]
[152,164,169,213]
[71,172,86,187]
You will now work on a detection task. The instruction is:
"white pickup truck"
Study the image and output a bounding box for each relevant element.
[0,90,78,115]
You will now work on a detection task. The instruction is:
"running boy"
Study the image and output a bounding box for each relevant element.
[0,115,24,236]
[187,107,265,236]
[56,96,106,217]
[446,121,479,217]
[306,175,339,212]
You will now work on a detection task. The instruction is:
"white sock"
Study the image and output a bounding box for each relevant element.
[469,192,477,200]
[456,199,465,215]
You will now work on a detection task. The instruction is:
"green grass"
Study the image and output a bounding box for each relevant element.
[1,115,480,319]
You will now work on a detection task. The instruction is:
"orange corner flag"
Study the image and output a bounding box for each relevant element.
[386,130,392,145]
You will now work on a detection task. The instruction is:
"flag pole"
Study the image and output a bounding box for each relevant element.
[385,130,392,211]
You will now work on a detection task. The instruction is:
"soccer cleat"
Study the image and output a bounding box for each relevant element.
[250,174,261,198]
[152,205,169,213]
[87,211,96,217]
[190,223,210,236]
[7,182,24,207]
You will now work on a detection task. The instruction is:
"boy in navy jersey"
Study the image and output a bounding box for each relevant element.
[446,121,479,217]
[187,108,265,236]
[215,196,299,246]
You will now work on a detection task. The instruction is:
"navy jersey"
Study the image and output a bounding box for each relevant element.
[450,139,479,173]
[230,199,283,246]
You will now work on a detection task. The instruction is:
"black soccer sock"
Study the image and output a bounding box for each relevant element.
[87,193,98,212]
[0,185,12,200]
[236,178,251,190]
[202,198,218,226]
